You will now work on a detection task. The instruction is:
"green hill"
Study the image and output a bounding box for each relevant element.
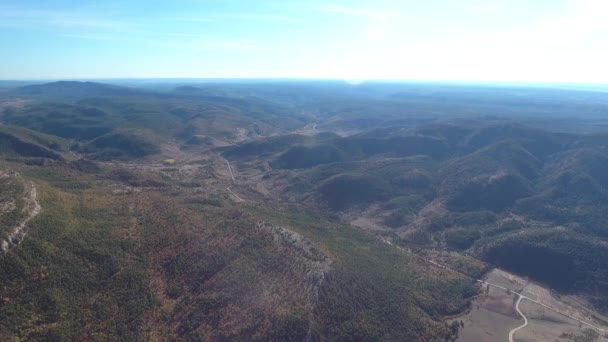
[0,126,64,160]
[316,174,392,210]
[3,103,114,140]
[272,144,346,169]
[83,131,160,160]
[267,135,449,171]
[13,81,143,98]
[223,134,312,159]
[478,229,608,309]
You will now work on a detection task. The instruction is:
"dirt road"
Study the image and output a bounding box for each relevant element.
[223,157,246,202]
[508,295,528,342]
[225,160,235,181]
[227,186,245,202]
[382,239,607,339]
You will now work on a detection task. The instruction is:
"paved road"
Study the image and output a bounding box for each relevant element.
[382,239,607,338]
[508,295,528,342]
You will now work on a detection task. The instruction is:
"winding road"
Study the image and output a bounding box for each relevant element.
[508,295,528,342]
[382,239,607,340]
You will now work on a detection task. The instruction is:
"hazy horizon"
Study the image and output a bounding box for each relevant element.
[2,78,608,92]
[3,6,608,338]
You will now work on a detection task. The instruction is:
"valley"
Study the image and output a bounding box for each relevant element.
[1,80,608,341]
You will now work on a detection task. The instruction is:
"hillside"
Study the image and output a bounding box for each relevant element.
[225,119,608,317]
[0,126,65,161]
[0,170,27,243]
[1,81,314,160]
[0,154,476,341]
[2,81,608,340]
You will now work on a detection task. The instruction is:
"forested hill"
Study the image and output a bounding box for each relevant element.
[1,80,608,340]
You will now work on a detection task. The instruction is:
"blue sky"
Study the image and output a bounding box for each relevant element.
[1,0,607,82]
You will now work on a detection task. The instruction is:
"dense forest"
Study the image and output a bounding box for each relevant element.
[1,81,608,340]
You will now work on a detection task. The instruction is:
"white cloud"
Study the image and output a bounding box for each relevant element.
[0,6,127,30]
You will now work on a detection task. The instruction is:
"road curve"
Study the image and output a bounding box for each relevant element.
[508,295,528,342]
[381,239,607,335]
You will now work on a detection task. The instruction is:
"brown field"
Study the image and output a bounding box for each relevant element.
[516,300,608,342]
[457,285,522,342]
[458,269,608,342]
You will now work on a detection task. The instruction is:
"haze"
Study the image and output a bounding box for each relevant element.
[3,2,608,337]
[2,0,608,83]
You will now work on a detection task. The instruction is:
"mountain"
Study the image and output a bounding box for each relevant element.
[225,119,608,315]
[0,125,65,161]
[2,81,608,340]
[13,81,143,98]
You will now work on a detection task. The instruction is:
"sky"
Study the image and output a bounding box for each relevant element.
[1,0,607,83]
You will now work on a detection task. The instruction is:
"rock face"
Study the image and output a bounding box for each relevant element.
[257,222,332,302]
[0,240,8,254]
[1,175,41,255]
[254,222,333,341]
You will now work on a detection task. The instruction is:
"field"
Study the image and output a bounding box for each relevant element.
[458,269,608,342]
[457,285,522,341]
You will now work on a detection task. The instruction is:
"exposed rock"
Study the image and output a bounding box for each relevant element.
[256,221,332,302]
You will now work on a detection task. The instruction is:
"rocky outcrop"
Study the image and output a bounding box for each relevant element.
[256,221,332,302]
[1,177,41,255]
